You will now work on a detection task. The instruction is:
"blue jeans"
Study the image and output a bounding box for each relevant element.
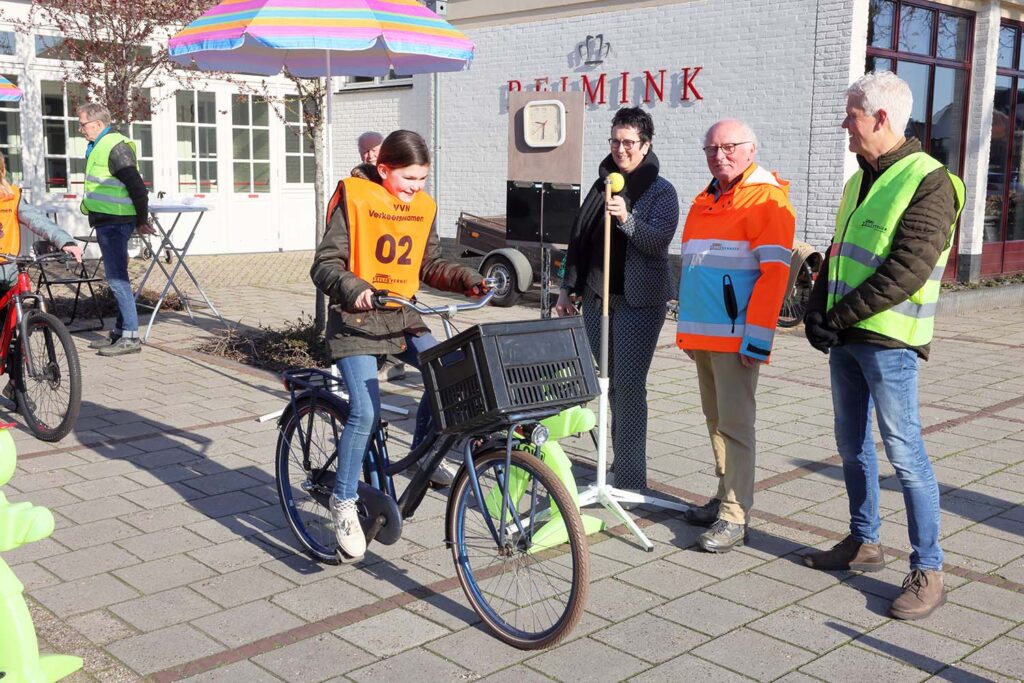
[331,332,438,500]
[829,343,943,571]
[95,222,138,333]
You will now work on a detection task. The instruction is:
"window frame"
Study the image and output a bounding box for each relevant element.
[283,95,315,185]
[40,79,89,193]
[0,73,22,185]
[175,90,219,195]
[230,93,271,194]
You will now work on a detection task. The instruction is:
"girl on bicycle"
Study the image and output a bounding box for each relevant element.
[311,130,486,561]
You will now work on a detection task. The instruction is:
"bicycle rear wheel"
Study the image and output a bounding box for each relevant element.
[447,447,589,649]
[276,397,348,564]
[13,311,82,442]
[778,259,814,328]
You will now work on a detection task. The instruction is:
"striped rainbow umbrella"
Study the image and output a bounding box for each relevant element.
[167,0,475,77]
[0,75,22,102]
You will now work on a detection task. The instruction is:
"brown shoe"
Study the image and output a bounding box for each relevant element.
[890,569,945,620]
[802,535,884,572]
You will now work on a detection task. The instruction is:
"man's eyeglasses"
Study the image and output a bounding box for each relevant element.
[702,141,751,156]
[78,120,98,132]
[609,138,642,151]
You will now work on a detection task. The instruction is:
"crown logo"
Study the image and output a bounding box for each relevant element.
[578,34,611,66]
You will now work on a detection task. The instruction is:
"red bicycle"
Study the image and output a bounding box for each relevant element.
[0,252,82,441]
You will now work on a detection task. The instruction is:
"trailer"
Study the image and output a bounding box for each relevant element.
[455,212,566,308]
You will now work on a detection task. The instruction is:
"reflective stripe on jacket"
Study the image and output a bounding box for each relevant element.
[676,164,796,361]
[81,132,137,217]
[828,152,965,347]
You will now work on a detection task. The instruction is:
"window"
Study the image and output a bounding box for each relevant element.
[984,22,1024,275]
[0,74,20,184]
[0,31,15,57]
[284,95,315,184]
[231,94,270,193]
[176,90,218,193]
[340,68,412,90]
[129,90,154,190]
[40,80,89,192]
[865,0,973,277]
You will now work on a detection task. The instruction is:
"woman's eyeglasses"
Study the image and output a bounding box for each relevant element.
[608,138,642,151]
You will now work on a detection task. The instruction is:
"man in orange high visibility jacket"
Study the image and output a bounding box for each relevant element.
[676,119,795,553]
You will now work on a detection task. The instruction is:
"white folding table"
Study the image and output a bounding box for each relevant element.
[134,200,226,341]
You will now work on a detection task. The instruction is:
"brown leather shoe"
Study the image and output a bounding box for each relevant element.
[890,569,945,620]
[802,535,884,572]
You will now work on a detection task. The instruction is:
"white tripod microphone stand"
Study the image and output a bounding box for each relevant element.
[576,172,689,551]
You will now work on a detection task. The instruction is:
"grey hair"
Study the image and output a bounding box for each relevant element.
[703,119,758,148]
[846,71,912,137]
[357,131,383,154]
[76,102,111,125]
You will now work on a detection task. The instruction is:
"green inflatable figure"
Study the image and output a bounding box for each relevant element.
[0,423,83,682]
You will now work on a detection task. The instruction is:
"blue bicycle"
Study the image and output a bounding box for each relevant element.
[275,286,599,649]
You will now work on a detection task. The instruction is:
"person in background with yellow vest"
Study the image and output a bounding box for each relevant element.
[311,130,485,561]
[676,119,795,553]
[77,103,152,357]
[801,72,964,621]
[0,153,83,407]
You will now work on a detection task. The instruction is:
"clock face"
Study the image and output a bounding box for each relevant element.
[523,100,566,148]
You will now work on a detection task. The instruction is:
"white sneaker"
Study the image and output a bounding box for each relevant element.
[329,495,366,562]
[408,455,459,487]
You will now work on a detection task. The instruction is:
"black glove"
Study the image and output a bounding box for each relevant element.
[804,312,839,354]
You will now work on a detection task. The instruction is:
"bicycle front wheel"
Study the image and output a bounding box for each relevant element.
[13,311,82,442]
[276,397,348,564]
[447,447,589,649]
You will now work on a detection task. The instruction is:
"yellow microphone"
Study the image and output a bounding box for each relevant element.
[606,172,625,194]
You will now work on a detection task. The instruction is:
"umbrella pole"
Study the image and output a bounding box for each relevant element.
[324,51,334,191]
[577,178,690,550]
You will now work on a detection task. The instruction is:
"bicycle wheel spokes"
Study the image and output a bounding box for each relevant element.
[16,311,81,442]
[277,400,344,562]
[449,448,588,649]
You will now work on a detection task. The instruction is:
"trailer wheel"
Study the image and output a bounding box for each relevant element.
[481,255,520,307]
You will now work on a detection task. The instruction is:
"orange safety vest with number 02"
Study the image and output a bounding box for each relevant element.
[0,186,22,257]
[326,177,435,303]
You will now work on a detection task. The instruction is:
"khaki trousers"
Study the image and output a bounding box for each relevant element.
[692,350,760,525]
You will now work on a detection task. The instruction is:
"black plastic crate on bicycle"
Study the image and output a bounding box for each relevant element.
[418,316,600,434]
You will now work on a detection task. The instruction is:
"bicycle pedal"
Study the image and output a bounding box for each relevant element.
[335,549,365,565]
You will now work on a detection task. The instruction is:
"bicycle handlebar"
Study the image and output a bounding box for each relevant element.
[371,274,505,315]
[0,251,72,266]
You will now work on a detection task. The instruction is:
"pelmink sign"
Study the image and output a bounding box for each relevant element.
[506,34,703,105]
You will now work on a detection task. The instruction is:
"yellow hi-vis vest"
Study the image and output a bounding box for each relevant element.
[81,132,137,217]
[0,186,21,257]
[340,177,435,300]
[828,152,965,347]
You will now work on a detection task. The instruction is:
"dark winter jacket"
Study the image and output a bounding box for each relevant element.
[806,138,959,360]
[310,182,481,360]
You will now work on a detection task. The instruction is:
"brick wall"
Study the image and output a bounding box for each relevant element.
[331,1,856,253]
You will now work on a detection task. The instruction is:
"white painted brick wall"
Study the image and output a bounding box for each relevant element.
[333,0,857,253]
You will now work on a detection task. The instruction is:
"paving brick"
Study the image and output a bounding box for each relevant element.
[429,623,539,674]
[964,637,1024,680]
[947,581,1024,622]
[616,557,717,599]
[106,624,225,675]
[32,573,139,617]
[56,495,144,525]
[664,546,766,579]
[630,653,748,682]
[693,628,817,681]
[590,612,709,664]
[63,475,143,501]
[798,584,893,630]
[51,518,140,551]
[179,660,282,682]
[801,644,932,682]
[347,648,473,682]
[477,665,557,683]
[121,503,208,533]
[189,565,295,608]
[115,527,210,561]
[651,591,762,637]
[107,585,219,633]
[584,577,665,621]
[854,621,976,674]
[747,605,860,654]
[706,572,812,613]
[39,543,139,581]
[253,632,376,681]
[188,538,289,574]
[66,610,139,646]
[192,599,306,648]
[526,635,650,681]
[334,608,449,657]
[271,576,378,622]
[113,554,218,594]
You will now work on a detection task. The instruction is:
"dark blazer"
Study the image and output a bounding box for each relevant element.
[564,175,679,308]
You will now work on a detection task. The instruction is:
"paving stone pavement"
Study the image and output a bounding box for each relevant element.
[4,275,1024,682]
